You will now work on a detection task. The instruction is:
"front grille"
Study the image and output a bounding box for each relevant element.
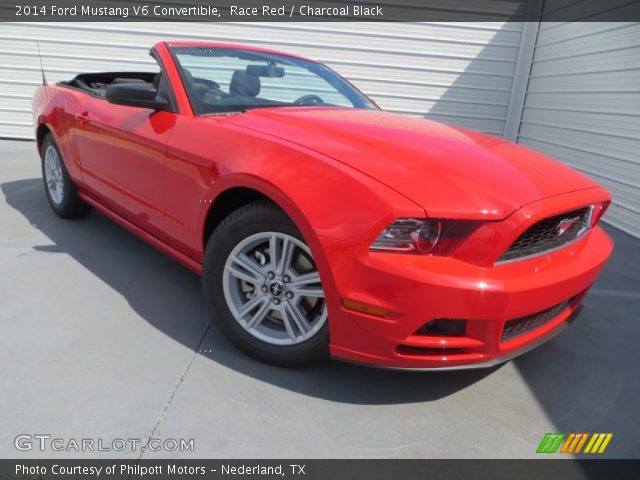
[501,300,571,342]
[497,206,592,263]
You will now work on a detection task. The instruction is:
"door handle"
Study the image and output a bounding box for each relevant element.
[74,112,89,126]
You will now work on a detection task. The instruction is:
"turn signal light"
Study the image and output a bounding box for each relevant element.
[342,299,391,317]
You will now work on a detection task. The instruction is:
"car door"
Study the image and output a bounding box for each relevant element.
[72,76,176,239]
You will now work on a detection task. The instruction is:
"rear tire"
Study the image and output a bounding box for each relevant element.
[40,133,89,219]
[202,201,329,366]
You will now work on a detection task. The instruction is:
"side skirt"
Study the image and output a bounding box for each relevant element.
[77,191,203,275]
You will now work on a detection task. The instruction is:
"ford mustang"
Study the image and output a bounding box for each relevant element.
[32,41,613,369]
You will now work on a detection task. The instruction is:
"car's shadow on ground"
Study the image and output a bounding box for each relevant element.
[2,178,501,405]
[512,226,640,456]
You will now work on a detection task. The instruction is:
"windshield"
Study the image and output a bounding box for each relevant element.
[169,46,378,115]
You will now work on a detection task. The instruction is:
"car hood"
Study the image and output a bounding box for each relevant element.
[224,107,598,219]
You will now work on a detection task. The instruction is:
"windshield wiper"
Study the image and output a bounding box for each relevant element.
[202,109,248,117]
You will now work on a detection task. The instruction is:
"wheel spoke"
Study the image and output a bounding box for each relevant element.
[269,233,278,272]
[292,271,321,283]
[225,264,257,285]
[245,298,271,329]
[290,271,321,287]
[234,294,266,321]
[276,236,295,275]
[226,253,265,285]
[280,304,299,340]
[283,301,311,335]
[290,285,324,298]
[290,271,323,298]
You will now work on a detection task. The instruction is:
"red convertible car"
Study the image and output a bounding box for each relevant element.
[32,41,613,369]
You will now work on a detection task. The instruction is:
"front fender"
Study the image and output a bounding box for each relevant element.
[165,115,424,261]
[164,116,423,330]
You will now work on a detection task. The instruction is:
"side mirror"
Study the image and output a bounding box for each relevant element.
[106,83,170,111]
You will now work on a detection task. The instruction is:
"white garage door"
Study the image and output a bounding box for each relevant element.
[518,21,640,237]
[0,20,524,139]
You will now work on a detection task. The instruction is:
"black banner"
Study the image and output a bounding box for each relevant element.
[3,0,640,22]
[1,459,639,480]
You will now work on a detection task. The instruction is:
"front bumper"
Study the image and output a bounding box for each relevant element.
[345,306,584,371]
[322,225,613,369]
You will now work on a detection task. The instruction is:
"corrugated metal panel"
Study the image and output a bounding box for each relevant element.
[0,20,524,139]
[518,20,640,237]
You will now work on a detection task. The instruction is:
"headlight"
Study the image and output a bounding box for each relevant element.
[370,218,440,253]
[371,218,480,256]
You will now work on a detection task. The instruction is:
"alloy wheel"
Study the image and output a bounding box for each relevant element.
[44,145,64,205]
[222,232,327,346]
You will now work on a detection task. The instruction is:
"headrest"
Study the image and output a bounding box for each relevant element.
[181,69,194,83]
[229,70,260,97]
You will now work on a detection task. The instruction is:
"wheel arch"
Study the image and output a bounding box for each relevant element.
[36,123,52,151]
[200,175,340,308]
[35,120,81,181]
[202,175,321,255]
[202,186,273,249]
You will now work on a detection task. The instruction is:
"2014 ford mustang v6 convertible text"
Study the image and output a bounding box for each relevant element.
[32,41,613,369]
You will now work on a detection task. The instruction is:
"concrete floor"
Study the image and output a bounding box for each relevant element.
[1,139,638,459]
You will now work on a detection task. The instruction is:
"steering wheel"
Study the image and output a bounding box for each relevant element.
[294,94,324,106]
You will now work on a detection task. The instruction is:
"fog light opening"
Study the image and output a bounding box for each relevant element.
[396,345,468,357]
[415,318,467,337]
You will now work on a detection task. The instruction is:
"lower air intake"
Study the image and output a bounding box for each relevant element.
[502,300,572,342]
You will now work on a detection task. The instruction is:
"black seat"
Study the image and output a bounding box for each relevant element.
[229,70,260,98]
[181,69,211,102]
[153,72,172,101]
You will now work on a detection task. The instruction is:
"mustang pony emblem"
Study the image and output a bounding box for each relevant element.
[556,217,580,236]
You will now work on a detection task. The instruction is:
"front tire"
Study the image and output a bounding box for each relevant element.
[202,201,329,366]
[40,133,89,218]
